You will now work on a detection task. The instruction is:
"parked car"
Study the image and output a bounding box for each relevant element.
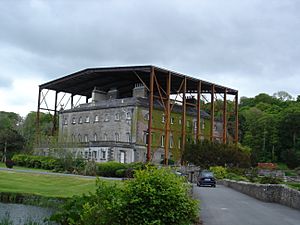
[197,170,216,187]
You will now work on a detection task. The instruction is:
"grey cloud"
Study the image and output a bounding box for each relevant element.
[0,0,299,96]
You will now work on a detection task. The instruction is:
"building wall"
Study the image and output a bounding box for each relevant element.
[58,97,222,164]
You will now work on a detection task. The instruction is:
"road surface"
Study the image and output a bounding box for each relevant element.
[193,184,300,225]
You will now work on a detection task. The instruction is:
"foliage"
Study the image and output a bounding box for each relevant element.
[83,160,97,176]
[12,154,59,170]
[286,183,300,191]
[225,172,249,182]
[5,159,14,169]
[184,140,251,168]
[209,166,227,179]
[239,92,300,168]
[259,176,283,184]
[51,167,198,225]
[97,161,128,177]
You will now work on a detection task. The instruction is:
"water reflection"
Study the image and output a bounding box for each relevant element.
[0,203,56,225]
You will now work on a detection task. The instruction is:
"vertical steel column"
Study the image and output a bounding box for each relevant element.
[36,87,41,145]
[223,89,227,144]
[196,81,202,141]
[235,92,239,144]
[147,67,154,162]
[52,91,58,136]
[164,72,171,166]
[71,94,74,109]
[181,77,187,164]
[210,85,215,142]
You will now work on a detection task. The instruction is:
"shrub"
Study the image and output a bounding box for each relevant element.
[259,176,283,184]
[115,169,126,178]
[51,168,198,225]
[97,161,127,177]
[83,160,97,176]
[5,159,14,169]
[209,166,227,179]
[122,167,198,225]
[225,172,249,182]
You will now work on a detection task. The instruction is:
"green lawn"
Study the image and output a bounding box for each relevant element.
[0,170,98,198]
[0,162,50,172]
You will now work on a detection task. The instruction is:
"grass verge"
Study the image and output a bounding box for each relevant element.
[0,170,98,198]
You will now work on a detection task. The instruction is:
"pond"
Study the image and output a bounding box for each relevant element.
[0,203,56,225]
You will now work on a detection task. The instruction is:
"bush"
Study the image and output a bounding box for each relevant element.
[12,154,60,170]
[122,167,198,225]
[51,167,198,225]
[209,166,227,179]
[5,159,14,169]
[225,172,249,182]
[259,176,283,184]
[83,160,98,176]
[97,161,128,177]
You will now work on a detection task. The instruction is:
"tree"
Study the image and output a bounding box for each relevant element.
[0,111,24,160]
[273,91,293,101]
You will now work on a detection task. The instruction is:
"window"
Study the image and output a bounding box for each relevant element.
[104,114,109,122]
[144,132,149,145]
[104,133,107,141]
[85,116,90,123]
[94,133,97,141]
[170,117,174,124]
[144,113,149,121]
[179,118,182,125]
[161,135,165,147]
[92,151,97,159]
[194,121,197,129]
[126,112,131,120]
[94,115,99,122]
[84,134,89,142]
[162,114,165,123]
[84,151,88,159]
[101,150,106,159]
[63,118,68,125]
[78,134,82,142]
[78,117,83,124]
[170,134,174,148]
[115,113,120,121]
[115,132,119,142]
[126,132,131,143]
[72,117,76,124]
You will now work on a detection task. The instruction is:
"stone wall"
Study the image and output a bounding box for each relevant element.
[221,179,300,210]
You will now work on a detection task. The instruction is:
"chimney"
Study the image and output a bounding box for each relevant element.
[133,83,146,98]
[92,87,107,103]
[107,88,118,99]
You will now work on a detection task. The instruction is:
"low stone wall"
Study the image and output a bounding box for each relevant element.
[221,179,300,210]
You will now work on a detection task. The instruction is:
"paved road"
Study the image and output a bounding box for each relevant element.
[193,184,300,225]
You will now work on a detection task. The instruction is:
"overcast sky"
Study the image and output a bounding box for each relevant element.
[0,0,299,117]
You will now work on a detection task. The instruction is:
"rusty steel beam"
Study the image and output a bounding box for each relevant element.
[52,91,58,136]
[197,81,201,141]
[164,72,171,166]
[210,85,215,142]
[181,77,187,164]
[223,89,227,144]
[147,67,155,162]
[36,87,41,145]
[235,92,239,144]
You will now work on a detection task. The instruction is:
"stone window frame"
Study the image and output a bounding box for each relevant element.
[94,133,97,141]
[78,116,83,124]
[84,134,89,142]
[162,114,165,123]
[104,133,108,141]
[78,134,82,142]
[161,135,165,147]
[63,117,68,125]
[126,112,131,120]
[170,117,174,124]
[72,117,76,124]
[126,132,131,143]
[115,113,120,121]
[104,114,110,122]
[94,115,99,123]
[85,116,90,123]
